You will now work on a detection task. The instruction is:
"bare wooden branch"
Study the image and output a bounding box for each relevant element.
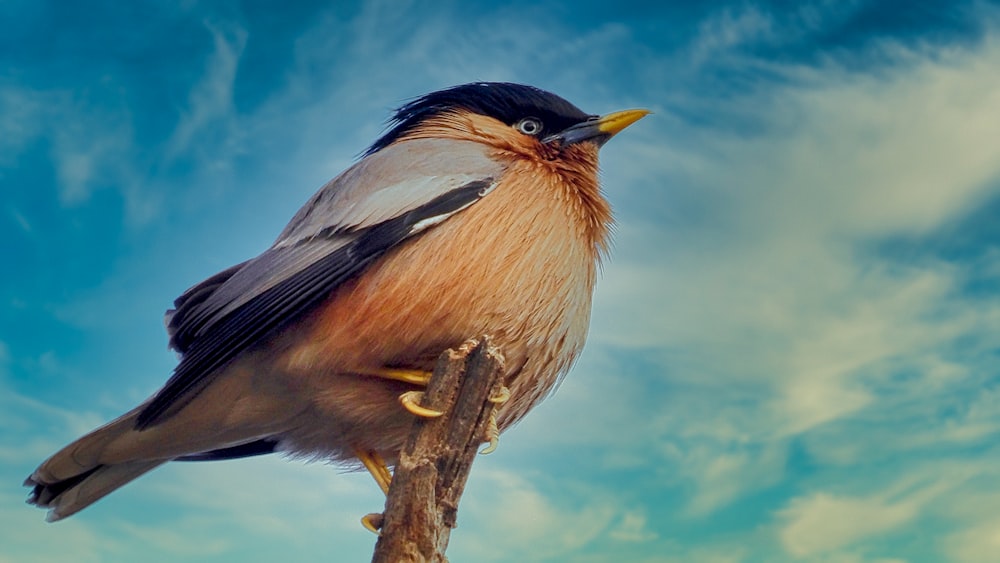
[371,337,505,563]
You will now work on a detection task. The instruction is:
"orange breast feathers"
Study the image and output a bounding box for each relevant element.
[282,115,613,425]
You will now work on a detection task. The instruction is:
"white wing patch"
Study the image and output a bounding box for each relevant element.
[408,179,499,235]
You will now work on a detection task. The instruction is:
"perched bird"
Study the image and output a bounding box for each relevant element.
[25,82,647,522]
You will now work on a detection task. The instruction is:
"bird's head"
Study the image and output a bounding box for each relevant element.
[364,82,648,164]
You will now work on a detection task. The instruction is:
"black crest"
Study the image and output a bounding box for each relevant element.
[364,82,593,156]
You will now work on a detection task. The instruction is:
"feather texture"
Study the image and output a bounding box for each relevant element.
[143,139,503,428]
[24,82,641,524]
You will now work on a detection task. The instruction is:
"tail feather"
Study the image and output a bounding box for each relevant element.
[30,409,142,486]
[25,465,101,507]
[26,460,165,522]
[24,407,167,521]
[26,370,299,521]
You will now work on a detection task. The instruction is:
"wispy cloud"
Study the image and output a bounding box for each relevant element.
[163,21,247,163]
[544,12,1000,540]
[945,514,1000,563]
[0,88,46,165]
[777,470,969,558]
[779,492,919,557]
[0,82,161,226]
[6,2,1000,561]
[608,510,658,542]
[451,468,618,561]
[0,491,110,563]
[52,114,134,206]
[689,5,775,64]
[594,29,1000,418]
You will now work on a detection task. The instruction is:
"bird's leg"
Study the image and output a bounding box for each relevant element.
[368,368,434,386]
[355,448,392,534]
[356,449,392,495]
[353,369,446,534]
[480,386,511,455]
[364,368,445,418]
[355,383,511,533]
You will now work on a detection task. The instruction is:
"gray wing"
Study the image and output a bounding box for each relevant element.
[138,138,504,429]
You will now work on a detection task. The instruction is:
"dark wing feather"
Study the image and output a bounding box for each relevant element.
[138,139,502,429]
[175,439,281,461]
[166,261,249,354]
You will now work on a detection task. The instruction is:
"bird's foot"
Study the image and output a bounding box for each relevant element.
[361,512,384,534]
[356,449,393,495]
[364,368,445,417]
[480,385,510,455]
[398,391,445,418]
[489,385,511,405]
[355,449,391,533]
[480,412,500,455]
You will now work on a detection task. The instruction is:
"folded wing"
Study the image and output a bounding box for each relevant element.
[140,138,504,429]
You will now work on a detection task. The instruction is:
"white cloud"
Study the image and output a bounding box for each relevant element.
[777,473,964,558]
[690,448,783,515]
[761,51,1000,238]
[940,485,1000,562]
[450,468,617,561]
[8,3,1000,562]
[690,5,775,64]
[0,382,108,444]
[141,456,383,541]
[771,266,961,435]
[0,81,162,225]
[592,25,1000,424]
[779,492,918,557]
[609,510,658,542]
[688,1,876,67]
[945,519,1000,563]
[163,21,247,163]
[560,22,1000,533]
[115,521,232,557]
[0,491,111,563]
[0,87,45,165]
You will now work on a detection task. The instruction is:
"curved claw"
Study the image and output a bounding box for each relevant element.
[375,368,433,386]
[399,391,444,418]
[356,449,393,495]
[480,411,500,455]
[480,436,499,455]
[362,513,384,535]
[489,385,511,404]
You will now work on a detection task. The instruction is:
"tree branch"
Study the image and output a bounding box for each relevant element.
[371,337,506,563]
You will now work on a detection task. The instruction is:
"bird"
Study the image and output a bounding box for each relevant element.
[25,82,648,523]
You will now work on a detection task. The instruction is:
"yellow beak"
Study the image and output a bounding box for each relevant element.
[595,109,651,137]
[544,108,650,147]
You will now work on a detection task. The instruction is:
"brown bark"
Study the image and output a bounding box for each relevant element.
[371,337,506,563]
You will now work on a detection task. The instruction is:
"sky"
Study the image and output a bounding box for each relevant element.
[2,0,1000,561]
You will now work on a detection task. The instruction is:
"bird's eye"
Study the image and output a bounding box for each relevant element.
[515,117,543,136]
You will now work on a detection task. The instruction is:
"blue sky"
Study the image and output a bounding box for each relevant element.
[3,1,1000,561]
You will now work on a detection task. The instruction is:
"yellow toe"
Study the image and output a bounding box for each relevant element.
[480,411,500,455]
[489,385,511,404]
[399,391,445,418]
[361,513,383,535]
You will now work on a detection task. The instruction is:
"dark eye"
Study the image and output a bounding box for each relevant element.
[515,117,543,136]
